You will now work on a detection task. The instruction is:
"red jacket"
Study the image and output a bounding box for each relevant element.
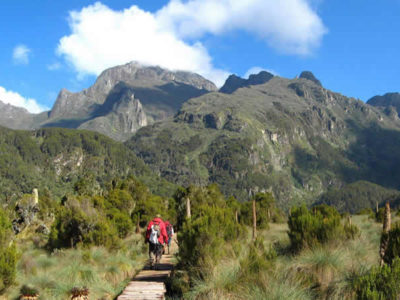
[146,218,168,244]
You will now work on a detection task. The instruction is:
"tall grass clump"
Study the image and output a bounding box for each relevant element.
[7,233,146,299]
[0,208,17,293]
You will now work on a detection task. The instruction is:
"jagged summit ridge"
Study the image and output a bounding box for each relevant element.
[219,70,274,94]
[299,71,322,86]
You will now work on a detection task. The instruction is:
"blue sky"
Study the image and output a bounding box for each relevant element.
[0,0,399,113]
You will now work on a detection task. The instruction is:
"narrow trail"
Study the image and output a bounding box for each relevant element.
[117,240,178,300]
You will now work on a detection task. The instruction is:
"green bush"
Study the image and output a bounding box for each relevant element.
[239,237,276,277]
[48,197,120,249]
[288,204,343,252]
[384,222,400,265]
[357,207,375,218]
[344,222,361,240]
[376,207,385,223]
[177,185,244,275]
[0,208,17,292]
[106,208,133,238]
[240,193,275,230]
[353,258,400,299]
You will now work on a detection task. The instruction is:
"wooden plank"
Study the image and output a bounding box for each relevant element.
[117,239,178,299]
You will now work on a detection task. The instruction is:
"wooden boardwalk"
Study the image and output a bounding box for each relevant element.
[117,241,177,300]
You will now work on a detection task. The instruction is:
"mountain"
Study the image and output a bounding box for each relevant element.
[219,71,274,94]
[0,100,48,129]
[126,71,400,208]
[317,181,400,213]
[0,62,217,141]
[367,92,400,120]
[0,126,174,206]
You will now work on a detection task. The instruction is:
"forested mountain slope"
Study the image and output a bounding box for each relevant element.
[127,72,400,208]
[0,126,174,205]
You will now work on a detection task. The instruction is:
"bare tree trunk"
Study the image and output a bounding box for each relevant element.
[186,197,191,219]
[347,215,352,226]
[235,210,238,223]
[380,202,391,266]
[252,199,256,241]
[376,202,379,213]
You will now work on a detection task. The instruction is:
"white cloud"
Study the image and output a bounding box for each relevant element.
[0,86,48,113]
[13,45,31,64]
[47,62,62,71]
[157,0,326,54]
[57,1,326,86]
[244,67,278,79]
[57,3,229,86]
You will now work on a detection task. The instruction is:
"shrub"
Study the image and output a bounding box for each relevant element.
[179,205,243,273]
[358,207,374,217]
[384,222,400,265]
[177,185,244,275]
[48,197,120,249]
[240,192,282,229]
[344,222,361,240]
[288,204,343,252]
[353,257,400,299]
[0,208,17,292]
[376,207,385,223]
[106,208,133,238]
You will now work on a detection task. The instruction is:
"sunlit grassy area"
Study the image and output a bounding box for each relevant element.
[4,233,147,300]
[181,215,383,300]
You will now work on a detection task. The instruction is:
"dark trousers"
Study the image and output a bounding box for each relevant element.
[149,242,163,265]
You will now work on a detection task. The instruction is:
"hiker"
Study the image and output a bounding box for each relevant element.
[145,214,168,269]
[165,221,174,254]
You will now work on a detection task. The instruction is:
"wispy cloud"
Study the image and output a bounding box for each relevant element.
[0,86,48,113]
[12,44,31,65]
[47,62,62,71]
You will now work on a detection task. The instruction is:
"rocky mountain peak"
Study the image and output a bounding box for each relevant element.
[299,71,322,86]
[248,71,274,85]
[94,61,217,93]
[0,100,30,115]
[219,71,274,94]
[367,92,400,118]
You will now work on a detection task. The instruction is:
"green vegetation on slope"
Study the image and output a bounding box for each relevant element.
[318,181,400,213]
[127,76,400,210]
[0,126,175,206]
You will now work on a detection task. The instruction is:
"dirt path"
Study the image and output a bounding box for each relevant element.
[117,240,178,300]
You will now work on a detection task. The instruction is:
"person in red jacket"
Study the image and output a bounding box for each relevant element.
[145,214,168,269]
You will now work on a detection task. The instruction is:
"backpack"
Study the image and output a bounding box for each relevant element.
[166,224,173,237]
[149,222,161,244]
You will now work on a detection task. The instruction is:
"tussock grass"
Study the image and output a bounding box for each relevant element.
[4,233,146,300]
[184,215,382,300]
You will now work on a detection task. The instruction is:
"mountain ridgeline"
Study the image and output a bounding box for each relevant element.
[2,64,400,212]
[0,62,217,141]
[127,70,400,211]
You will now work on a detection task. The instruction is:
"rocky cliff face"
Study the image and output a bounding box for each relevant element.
[127,71,400,208]
[0,100,48,129]
[367,92,400,118]
[219,71,274,94]
[49,62,217,121]
[79,89,148,141]
[44,62,217,140]
[0,62,217,141]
